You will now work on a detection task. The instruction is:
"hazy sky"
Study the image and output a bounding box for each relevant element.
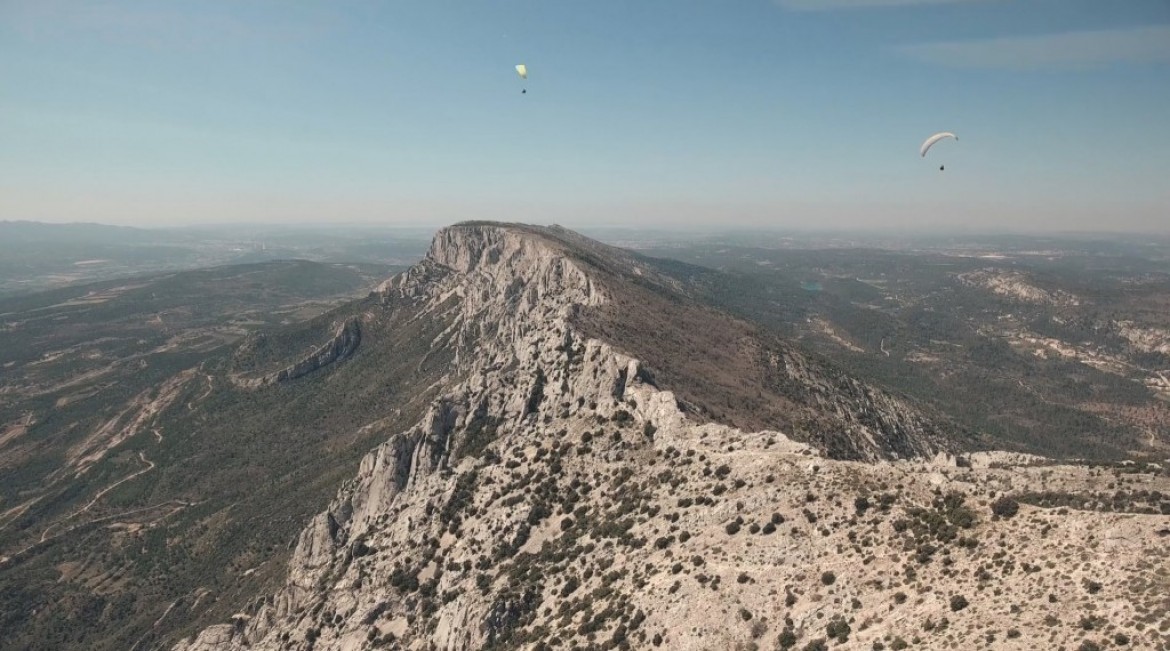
[2,0,1168,232]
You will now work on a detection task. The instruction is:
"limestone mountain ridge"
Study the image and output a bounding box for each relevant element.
[174,222,1170,651]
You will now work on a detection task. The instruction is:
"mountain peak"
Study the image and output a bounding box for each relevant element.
[379,222,954,462]
[427,222,636,276]
[426,222,571,273]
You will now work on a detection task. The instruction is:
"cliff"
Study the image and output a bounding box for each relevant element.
[231,318,363,388]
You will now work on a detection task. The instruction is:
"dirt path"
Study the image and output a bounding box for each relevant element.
[81,452,155,513]
[40,451,156,543]
[0,496,43,533]
[187,373,214,411]
[69,369,194,475]
[4,500,194,569]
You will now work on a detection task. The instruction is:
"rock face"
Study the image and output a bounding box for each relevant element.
[232,318,362,388]
[1115,320,1170,355]
[957,269,1079,306]
[175,223,1170,651]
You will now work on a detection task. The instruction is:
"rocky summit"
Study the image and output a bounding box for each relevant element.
[175,223,1170,651]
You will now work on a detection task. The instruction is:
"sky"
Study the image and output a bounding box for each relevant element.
[1,0,1168,232]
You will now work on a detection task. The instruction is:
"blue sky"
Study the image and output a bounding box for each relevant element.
[1,0,1168,231]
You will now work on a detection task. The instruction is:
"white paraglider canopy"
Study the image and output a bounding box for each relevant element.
[515,64,528,79]
[920,132,957,157]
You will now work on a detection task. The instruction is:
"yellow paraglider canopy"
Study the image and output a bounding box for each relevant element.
[515,64,528,79]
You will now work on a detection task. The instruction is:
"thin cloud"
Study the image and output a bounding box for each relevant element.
[776,0,987,10]
[900,25,1170,69]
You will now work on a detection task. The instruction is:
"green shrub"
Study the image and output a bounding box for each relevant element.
[826,616,850,642]
[991,497,1019,519]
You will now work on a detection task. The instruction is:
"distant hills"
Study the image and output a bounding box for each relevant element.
[0,221,432,298]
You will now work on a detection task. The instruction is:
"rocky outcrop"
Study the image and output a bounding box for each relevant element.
[767,348,945,460]
[1115,320,1170,355]
[957,269,1080,306]
[231,318,362,388]
[177,625,238,651]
